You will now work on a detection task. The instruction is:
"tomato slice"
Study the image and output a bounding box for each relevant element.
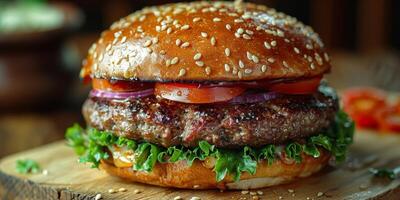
[155,83,246,103]
[342,87,387,128]
[376,107,400,133]
[269,76,322,94]
[92,78,154,92]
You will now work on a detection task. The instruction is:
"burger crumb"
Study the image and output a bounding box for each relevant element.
[252,196,259,200]
[291,193,295,197]
[287,189,295,193]
[257,191,263,195]
[190,197,201,200]
[42,169,48,175]
[193,185,200,189]
[241,190,249,195]
[359,184,368,190]
[317,192,324,197]
[134,189,141,194]
[118,187,127,192]
[94,193,102,200]
[108,189,117,194]
[173,196,183,200]
[220,189,224,193]
[278,196,283,199]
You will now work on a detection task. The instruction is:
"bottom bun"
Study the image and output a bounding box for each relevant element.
[100,150,331,190]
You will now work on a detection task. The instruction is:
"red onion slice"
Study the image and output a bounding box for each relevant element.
[89,89,154,100]
[228,91,281,104]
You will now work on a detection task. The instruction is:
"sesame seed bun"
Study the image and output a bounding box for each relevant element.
[81,1,331,82]
[99,149,331,190]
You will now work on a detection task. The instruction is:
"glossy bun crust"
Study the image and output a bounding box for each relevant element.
[100,150,331,190]
[82,1,331,82]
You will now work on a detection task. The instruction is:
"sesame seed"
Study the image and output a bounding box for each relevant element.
[317,192,324,197]
[246,51,252,60]
[237,28,244,34]
[324,53,330,62]
[181,24,190,30]
[238,71,243,79]
[152,37,159,44]
[250,191,257,195]
[267,58,275,63]
[195,61,204,67]
[252,196,259,200]
[98,54,103,62]
[190,197,201,200]
[106,44,112,51]
[243,34,251,40]
[306,44,313,50]
[161,25,167,31]
[284,38,290,43]
[277,29,284,37]
[114,31,121,38]
[252,55,259,63]
[118,188,127,192]
[95,193,102,200]
[175,39,182,46]
[294,47,300,54]
[134,189,141,194]
[193,185,200,189]
[261,65,267,72]
[194,53,202,60]
[239,60,244,68]
[288,189,295,193]
[167,27,172,34]
[181,42,190,48]
[213,17,222,22]
[193,17,201,22]
[278,196,283,199]
[232,67,238,75]
[241,190,249,195]
[271,40,277,46]
[234,19,244,23]
[224,64,231,72]
[225,48,231,56]
[146,48,153,53]
[310,63,315,69]
[226,24,232,31]
[264,41,271,49]
[108,189,116,194]
[120,36,127,43]
[174,196,183,200]
[171,57,179,65]
[160,50,166,55]
[246,30,254,35]
[166,59,171,67]
[307,56,313,62]
[283,61,289,68]
[234,32,241,38]
[139,15,146,22]
[256,26,262,31]
[257,191,263,195]
[210,37,216,46]
[205,67,211,75]
[201,32,208,38]
[244,69,253,74]
[178,68,186,77]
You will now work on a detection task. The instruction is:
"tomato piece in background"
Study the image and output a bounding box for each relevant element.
[376,106,400,133]
[342,87,387,128]
[92,78,154,92]
[155,83,245,104]
[269,76,322,94]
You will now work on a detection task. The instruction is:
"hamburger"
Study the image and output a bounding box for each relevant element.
[66,1,354,190]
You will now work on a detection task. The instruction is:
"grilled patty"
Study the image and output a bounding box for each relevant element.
[83,86,338,148]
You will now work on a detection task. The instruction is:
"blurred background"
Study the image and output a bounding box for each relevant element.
[0,0,399,158]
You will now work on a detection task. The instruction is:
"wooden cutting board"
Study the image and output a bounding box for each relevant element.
[0,131,399,200]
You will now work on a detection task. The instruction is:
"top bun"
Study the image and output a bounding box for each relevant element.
[81,1,331,82]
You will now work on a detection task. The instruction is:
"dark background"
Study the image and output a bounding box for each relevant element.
[0,0,399,157]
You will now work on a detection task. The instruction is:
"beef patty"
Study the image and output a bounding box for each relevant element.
[83,86,338,148]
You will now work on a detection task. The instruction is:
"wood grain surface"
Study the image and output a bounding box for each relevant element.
[0,131,399,200]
